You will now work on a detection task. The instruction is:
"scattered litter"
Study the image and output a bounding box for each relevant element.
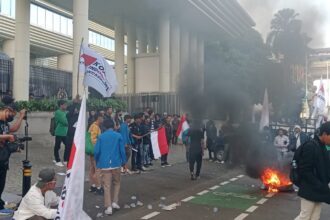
[131,196,137,200]
[162,205,176,211]
[57,172,66,176]
[130,203,136,208]
[158,203,165,208]
[137,201,143,206]
[124,204,131,209]
[96,212,103,218]
[213,207,219,213]
[147,204,153,210]
[95,205,100,209]
[160,197,166,201]
[251,185,255,188]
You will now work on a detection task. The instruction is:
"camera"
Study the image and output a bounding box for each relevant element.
[7,136,32,153]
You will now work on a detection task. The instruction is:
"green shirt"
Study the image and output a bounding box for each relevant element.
[54,109,68,137]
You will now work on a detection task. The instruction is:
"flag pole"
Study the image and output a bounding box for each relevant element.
[77,37,84,97]
[327,62,329,106]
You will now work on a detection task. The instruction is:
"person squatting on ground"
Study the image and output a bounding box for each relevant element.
[88,113,103,195]
[13,168,58,220]
[94,119,127,216]
[273,128,290,171]
[187,121,205,180]
[53,100,69,167]
[295,122,330,220]
[0,96,26,215]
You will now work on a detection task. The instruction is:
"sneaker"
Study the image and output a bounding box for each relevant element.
[52,160,57,164]
[112,202,120,210]
[55,162,64,167]
[63,161,68,166]
[191,174,196,181]
[147,163,153,166]
[89,186,97,193]
[95,187,104,195]
[104,207,113,215]
[0,208,14,216]
[161,163,166,168]
[165,163,172,167]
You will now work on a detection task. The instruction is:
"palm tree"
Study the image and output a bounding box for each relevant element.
[267,9,310,64]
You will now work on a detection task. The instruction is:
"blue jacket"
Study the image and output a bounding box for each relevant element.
[94,129,126,169]
[119,122,133,146]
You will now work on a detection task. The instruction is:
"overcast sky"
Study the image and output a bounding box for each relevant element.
[238,0,330,48]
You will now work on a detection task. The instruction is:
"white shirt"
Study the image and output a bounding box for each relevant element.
[274,135,289,151]
[13,185,57,220]
[295,133,301,149]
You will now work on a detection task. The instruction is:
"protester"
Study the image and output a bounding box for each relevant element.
[88,110,97,129]
[13,168,58,220]
[161,115,172,167]
[88,114,104,194]
[142,116,152,167]
[101,107,114,132]
[274,128,289,170]
[290,125,309,151]
[130,114,145,172]
[53,100,69,167]
[0,98,26,215]
[66,101,79,162]
[187,120,205,180]
[94,119,126,216]
[119,115,133,173]
[295,122,330,220]
[114,109,123,130]
[205,120,217,161]
[171,115,179,145]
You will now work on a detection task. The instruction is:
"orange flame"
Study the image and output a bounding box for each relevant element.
[261,168,292,193]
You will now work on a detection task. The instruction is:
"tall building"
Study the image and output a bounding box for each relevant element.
[0,0,254,101]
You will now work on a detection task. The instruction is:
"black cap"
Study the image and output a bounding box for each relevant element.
[36,168,56,188]
[1,95,14,105]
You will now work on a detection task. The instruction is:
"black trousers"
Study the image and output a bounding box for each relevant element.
[131,143,142,170]
[172,130,178,144]
[189,152,202,177]
[54,136,69,162]
[0,168,7,209]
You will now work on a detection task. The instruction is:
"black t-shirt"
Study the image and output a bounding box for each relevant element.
[130,122,143,145]
[0,120,10,169]
[188,128,204,153]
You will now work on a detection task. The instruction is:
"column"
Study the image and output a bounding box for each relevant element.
[147,29,156,53]
[137,27,147,54]
[180,29,190,73]
[115,17,125,94]
[126,22,136,93]
[190,34,198,70]
[197,38,204,92]
[72,0,89,97]
[170,23,180,92]
[159,13,170,92]
[14,0,30,100]
[58,54,73,72]
[2,39,15,59]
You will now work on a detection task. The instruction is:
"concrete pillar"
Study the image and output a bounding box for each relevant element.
[159,14,171,92]
[57,54,73,72]
[190,34,198,70]
[2,39,15,59]
[126,22,136,93]
[14,0,30,100]
[72,0,89,97]
[170,23,180,92]
[147,29,156,53]
[197,38,204,92]
[137,27,147,54]
[180,29,190,72]
[115,17,125,94]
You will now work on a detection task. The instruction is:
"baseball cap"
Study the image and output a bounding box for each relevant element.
[36,168,56,188]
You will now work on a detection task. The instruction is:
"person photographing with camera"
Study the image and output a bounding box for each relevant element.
[0,96,26,216]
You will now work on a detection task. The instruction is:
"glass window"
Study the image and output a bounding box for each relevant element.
[60,16,68,35]
[10,0,14,17]
[30,4,38,25]
[37,7,46,28]
[45,10,53,31]
[1,0,11,16]
[53,13,60,33]
[67,18,73,36]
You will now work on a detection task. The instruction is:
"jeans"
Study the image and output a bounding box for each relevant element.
[277,149,288,171]
[295,198,322,220]
[131,143,143,170]
[143,144,151,165]
[54,136,69,162]
[189,152,202,176]
[0,168,7,209]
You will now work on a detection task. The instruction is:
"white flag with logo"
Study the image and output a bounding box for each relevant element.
[55,95,91,220]
[80,45,118,97]
[312,79,326,119]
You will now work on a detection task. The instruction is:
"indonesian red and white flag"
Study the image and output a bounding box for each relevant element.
[176,115,190,140]
[312,79,326,119]
[55,95,91,220]
[80,44,118,97]
[151,127,169,159]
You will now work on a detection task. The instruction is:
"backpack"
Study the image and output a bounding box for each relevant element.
[290,139,317,186]
[49,117,56,136]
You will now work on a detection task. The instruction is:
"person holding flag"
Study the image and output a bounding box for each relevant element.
[312,80,327,129]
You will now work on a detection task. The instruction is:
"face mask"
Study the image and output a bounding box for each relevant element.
[7,116,14,122]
